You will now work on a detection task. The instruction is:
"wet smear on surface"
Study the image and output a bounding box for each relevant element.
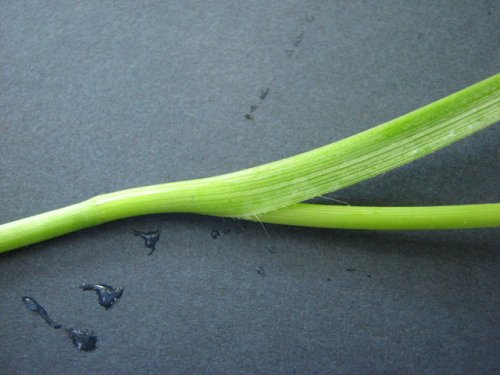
[256,266,266,276]
[285,12,317,57]
[245,87,270,120]
[80,284,124,309]
[267,245,276,254]
[259,88,270,100]
[133,230,160,255]
[22,296,62,329]
[211,229,220,239]
[67,328,98,351]
[292,31,305,47]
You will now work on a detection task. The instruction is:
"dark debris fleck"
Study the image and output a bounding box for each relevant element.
[256,266,265,276]
[346,268,356,272]
[80,284,124,309]
[211,230,220,239]
[244,113,254,120]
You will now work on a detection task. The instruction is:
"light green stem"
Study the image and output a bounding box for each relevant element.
[0,74,499,253]
[250,203,500,230]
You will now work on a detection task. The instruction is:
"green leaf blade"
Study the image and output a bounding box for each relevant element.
[0,74,498,253]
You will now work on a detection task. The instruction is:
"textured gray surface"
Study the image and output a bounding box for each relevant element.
[0,1,499,374]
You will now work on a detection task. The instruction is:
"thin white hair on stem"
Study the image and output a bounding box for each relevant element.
[318,195,350,205]
[252,214,272,240]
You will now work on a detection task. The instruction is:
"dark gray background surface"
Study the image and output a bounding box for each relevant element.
[1,1,499,374]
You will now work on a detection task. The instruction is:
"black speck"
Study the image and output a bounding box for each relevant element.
[292,31,305,47]
[80,284,124,309]
[223,228,231,235]
[67,328,97,351]
[211,229,220,239]
[133,230,160,255]
[259,88,270,100]
[285,49,294,57]
[244,113,254,120]
[346,268,356,272]
[22,296,62,329]
[327,278,331,282]
[367,274,372,278]
[256,266,265,276]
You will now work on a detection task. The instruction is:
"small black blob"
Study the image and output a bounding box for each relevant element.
[80,284,123,309]
[346,268,356,272]
[211,230,220,239]
[67,328,97,351]
[22,296,62,329]
[256,266,265,276]
[244,113,254,120]
[133,230,160,255]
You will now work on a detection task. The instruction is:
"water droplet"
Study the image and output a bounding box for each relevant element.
[22,296,62,329]
[66,328,98,351]
[80,284,124,309]
[133,230,160,255]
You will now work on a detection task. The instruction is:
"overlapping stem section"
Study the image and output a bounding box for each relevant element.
[0,74,499,253]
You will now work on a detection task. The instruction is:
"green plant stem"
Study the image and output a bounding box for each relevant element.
[249,203,500,230]
[0,74,499,253]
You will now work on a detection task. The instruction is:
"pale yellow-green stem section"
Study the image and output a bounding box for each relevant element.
[250,203,500,230]
[0,74,499,253]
